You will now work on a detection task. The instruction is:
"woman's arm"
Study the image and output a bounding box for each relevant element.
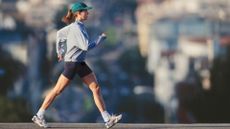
[71,24,106,51]
[56,25,70,55]
[88,33,106,50]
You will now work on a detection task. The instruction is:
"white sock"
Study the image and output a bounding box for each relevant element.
[101,111,111,122]
[36,109,45,118]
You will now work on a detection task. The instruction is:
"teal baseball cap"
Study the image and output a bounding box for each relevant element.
[71,2,93,13]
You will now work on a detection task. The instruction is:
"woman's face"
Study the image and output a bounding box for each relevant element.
[76,10,89,21]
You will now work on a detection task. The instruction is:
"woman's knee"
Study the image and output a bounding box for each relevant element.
[89,82,100,93]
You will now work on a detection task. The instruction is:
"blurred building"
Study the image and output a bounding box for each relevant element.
[136,0,230,123]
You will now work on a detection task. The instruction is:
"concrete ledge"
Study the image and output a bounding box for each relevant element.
[0,123,230,129]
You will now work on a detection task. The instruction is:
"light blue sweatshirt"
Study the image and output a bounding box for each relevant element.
[56,20,105,62]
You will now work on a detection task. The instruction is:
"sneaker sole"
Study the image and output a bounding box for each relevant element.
[106,115,122,129]
[32,116,48,128]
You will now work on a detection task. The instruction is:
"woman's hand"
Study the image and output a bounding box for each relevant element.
[100,33,107,40]
[93,32,107,47]
[58,54,63,62]
[101,33,106,38]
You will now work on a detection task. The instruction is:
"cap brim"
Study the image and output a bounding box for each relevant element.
[84,7,93,10]
[72,7,93,13]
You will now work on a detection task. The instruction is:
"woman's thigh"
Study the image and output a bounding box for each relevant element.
[53,74,71,93]
[81,73,98,86]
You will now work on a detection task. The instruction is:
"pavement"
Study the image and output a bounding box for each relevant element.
[0,123,230,129]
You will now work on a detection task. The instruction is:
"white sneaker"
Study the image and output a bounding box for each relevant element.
[105,114,122,129]
[32,115,48,128]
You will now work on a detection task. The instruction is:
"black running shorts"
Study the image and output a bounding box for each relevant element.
[62,62,92,80]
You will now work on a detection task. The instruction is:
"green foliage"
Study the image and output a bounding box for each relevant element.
[206,46,230,122]
[0,47,25,95]
[0,47,31,121]
[0,96,32,122]
[188,46,230,122]
[119,47,146,74]
[104,27,118,47]
[118,46,153,85]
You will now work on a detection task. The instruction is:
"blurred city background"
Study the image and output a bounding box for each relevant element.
[0,0,230,123]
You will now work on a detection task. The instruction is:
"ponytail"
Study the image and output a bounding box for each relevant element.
[62,9,75,24]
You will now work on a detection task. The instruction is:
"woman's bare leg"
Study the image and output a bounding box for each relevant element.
[40,74,70,110]
[81,73,106,113]
[32,74,70,127]
[81,72,122,126]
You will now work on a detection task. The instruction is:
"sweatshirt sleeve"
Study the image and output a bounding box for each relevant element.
[88,35,106,50]
[56,25,70,54]
[69,23,106,51]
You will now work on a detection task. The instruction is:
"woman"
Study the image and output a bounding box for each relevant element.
[32,2,122,128]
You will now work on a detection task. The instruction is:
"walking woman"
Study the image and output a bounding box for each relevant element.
[32,2,122,128]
